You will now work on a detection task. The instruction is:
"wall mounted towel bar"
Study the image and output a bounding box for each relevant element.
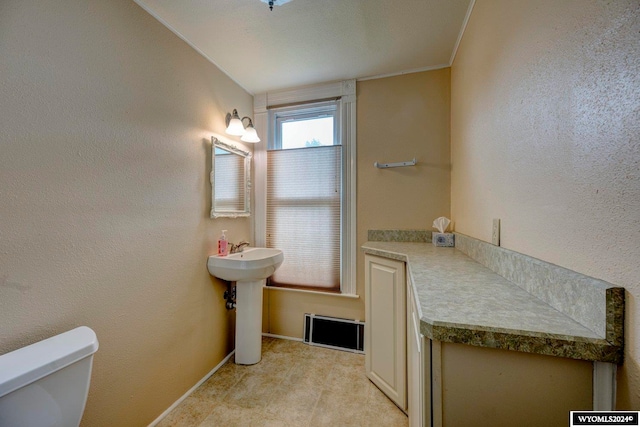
[374,158,417,169]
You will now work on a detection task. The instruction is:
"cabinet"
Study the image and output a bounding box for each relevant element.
[436,342,591,427]
[364,243,607,427]
[407,278,425,427]
[364,254,406,411]
[407,278,443,427]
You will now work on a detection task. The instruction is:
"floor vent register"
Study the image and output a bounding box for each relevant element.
[303,314,364,353]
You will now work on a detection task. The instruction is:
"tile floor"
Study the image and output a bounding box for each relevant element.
[157,337,408,426]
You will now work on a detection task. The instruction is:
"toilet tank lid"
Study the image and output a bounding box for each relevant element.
[0,326,99,398]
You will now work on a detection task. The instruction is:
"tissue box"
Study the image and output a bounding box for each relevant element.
[432,232,454,247]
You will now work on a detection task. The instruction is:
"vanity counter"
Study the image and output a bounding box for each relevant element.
[362,240,623,364]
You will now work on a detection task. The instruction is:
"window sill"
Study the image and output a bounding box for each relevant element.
[265,286,360,299]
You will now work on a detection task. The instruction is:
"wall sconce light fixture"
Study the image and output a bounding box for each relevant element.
[225,109,260,143]
[260,0,292,11]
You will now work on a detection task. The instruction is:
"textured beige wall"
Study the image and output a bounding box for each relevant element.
[265,70,451,338]
[451,0,640,409]
[0,1,253,425]
[264,289,363,338]
[357,70,451,303]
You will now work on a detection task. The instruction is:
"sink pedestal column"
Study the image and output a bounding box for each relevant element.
[234,279,264,365]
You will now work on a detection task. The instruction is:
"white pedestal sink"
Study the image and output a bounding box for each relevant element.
[207,248,284,365]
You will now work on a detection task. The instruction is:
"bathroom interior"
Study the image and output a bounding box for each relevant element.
[0,0,638,426]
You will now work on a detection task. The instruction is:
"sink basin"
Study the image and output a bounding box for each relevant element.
[207,247,284,282]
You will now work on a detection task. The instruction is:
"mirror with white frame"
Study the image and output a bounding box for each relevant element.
[210,137,251,218]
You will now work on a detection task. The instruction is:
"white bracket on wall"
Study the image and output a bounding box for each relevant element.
[374,158,417,169]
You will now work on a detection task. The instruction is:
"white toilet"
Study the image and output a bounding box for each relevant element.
[0,326,99,427]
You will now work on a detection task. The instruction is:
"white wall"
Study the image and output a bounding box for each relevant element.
[0,0,253,425]
[451,0,640,408]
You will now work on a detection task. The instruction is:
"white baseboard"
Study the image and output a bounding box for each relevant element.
[262,332,303,342]
[147,350,235,427]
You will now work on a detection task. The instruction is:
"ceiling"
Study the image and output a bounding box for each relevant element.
[135,0,474,95]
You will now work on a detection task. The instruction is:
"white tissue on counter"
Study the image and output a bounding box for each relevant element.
[432,217,450,233]
[432,216,454,247]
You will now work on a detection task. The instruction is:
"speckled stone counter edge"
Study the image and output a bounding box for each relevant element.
[363,231,625,364]
[421,323,622,363]
[453,233,624,350]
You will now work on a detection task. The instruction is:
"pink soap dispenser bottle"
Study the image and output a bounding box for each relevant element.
[218,230,228,256]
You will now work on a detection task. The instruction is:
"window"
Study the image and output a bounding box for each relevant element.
[253,79,356,295]
[273,102,339,150]
[266,102,342,291]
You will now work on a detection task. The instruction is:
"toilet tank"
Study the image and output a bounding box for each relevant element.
[0,326,99,427]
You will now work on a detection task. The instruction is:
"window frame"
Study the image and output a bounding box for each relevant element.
[253,80,357,295]
[270,101,340,151]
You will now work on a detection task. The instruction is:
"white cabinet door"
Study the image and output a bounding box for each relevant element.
[365,254,406,411]
[407,280,424,426]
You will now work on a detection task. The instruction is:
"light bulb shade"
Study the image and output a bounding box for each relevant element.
[260,0,293,7]
[225,110,245,136]
[241,124,261,143]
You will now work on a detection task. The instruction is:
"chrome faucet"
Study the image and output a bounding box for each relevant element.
[230,241,250,254]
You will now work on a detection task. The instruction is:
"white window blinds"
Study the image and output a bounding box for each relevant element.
[267,145,341,291]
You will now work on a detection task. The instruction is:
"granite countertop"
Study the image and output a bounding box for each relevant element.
[362,241,622,363]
